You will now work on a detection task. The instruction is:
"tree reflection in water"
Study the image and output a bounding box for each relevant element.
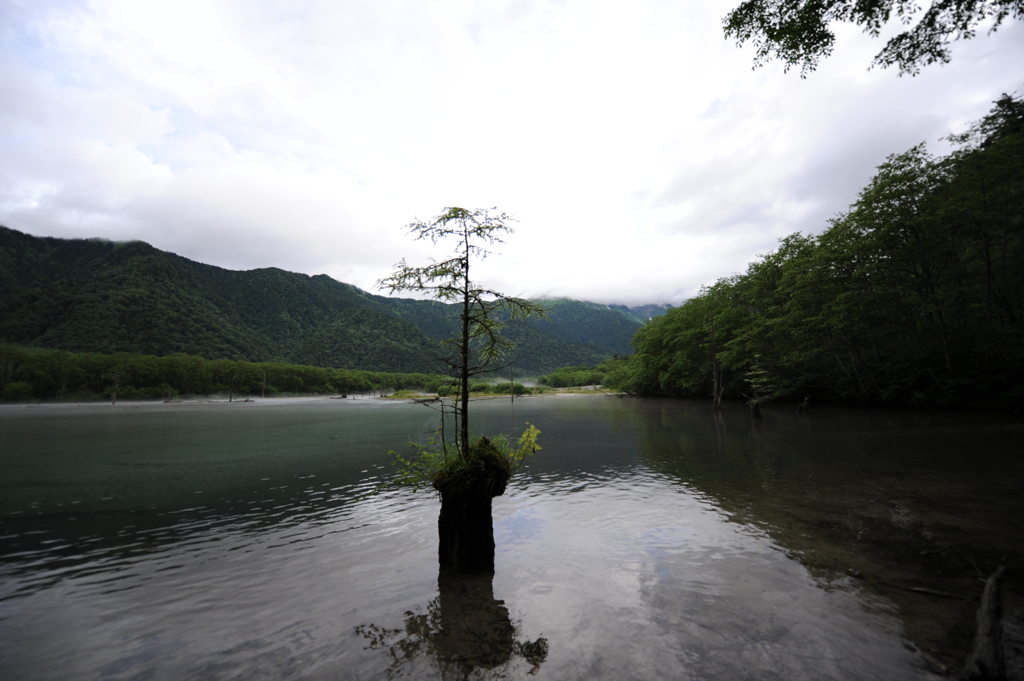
[356,568,548,679]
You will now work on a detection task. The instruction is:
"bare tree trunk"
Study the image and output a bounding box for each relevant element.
[965,564,1006,680]
[711,358,723,410]
[711,323,724,410]
[460,254,471,459]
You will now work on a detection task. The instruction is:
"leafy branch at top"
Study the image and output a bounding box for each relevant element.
[723,0,1023,76]
[377,207,545,460]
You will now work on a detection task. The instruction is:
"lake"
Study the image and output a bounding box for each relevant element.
[1,395,1021,680]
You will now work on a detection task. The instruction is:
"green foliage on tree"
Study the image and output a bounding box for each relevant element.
[627,95,1024,408]
[536,357,632,390]
[378,207,546,460]
[538,366,606,388]
[723,0,1024,76]
[389,425,542,494]
[743,354,776,417]
[490,382,531,395]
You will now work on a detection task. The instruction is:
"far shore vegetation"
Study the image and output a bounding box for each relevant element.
[0,343,620,404]
[0,344,451,403]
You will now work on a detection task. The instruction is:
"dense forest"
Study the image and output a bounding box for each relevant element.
[0,344,449,402]
[0,227,662,379]
[537,358,630,388]
[625,95,1023,408]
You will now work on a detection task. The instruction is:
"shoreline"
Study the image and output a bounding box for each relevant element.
[0,386,621,412]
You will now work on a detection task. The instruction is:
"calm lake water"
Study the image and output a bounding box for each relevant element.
[1,395,1021,680]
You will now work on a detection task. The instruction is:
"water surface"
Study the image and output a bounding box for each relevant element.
[1,396,1020,680]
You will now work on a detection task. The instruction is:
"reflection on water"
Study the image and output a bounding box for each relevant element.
[628,399,1024,669]
[1,396,1020,679]
[357,568,548,679]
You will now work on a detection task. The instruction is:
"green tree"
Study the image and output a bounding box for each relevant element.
[378,207,545,459]
[723,0,1023,76]
[624,95,1024,407]
[378,207,545,573]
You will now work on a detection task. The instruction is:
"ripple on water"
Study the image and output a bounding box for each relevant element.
[5,397,1009,680]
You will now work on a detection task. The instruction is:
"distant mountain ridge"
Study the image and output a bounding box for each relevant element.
[0,226,666,374]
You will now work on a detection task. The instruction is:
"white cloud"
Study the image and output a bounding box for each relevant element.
[2,0,1022,306]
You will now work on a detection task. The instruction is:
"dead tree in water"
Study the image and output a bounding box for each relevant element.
[965,564,1006,680]
[108,369,122,406]
[710,356,724,411]
[710,318,724,410]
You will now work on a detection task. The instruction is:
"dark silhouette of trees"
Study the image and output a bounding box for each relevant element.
[723,0,1024,76]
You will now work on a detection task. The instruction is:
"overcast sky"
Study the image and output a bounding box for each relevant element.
[1,0,1021,305]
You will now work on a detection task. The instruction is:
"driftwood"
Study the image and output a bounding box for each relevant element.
[878,581,961,599]
[965,564,1006,680]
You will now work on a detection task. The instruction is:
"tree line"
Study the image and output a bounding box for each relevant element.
[623,94,1023,408]
[0,344,448,402]
[537,358,630,388]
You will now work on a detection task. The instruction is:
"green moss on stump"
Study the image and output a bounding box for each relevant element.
[434,437,515,573]
[432,437,513,499]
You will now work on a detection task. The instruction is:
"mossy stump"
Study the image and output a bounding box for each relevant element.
[433,437,513,574]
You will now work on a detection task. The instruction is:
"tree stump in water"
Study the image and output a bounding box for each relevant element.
[437,484,505,572]
[433,437,512,574]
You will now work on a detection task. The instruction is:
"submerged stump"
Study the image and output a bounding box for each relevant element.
[433,437,511,574]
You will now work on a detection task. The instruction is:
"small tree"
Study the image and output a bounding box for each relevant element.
[378,207,544,460]
[743,354,775,418]
[378,207,545,572]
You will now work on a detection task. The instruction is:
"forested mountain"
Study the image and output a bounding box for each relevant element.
[626,95,1024,408]
[0,227,652,374]
[529,299,670,355]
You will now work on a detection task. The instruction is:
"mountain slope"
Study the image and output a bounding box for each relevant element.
[0,227,659,373]
[527,298,659,356]
[0,230,436,371]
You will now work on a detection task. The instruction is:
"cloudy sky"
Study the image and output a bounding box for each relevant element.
[1,0,1021,305]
